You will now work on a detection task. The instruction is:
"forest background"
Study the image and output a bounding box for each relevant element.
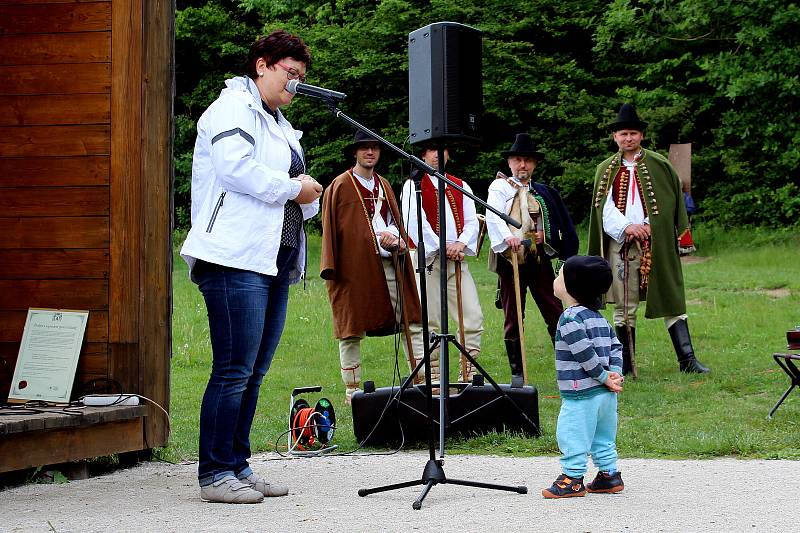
[173,0,799,230]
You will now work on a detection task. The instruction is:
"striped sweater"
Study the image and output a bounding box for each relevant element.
[554,305,623,398]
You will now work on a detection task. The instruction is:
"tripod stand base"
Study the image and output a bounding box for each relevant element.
[358,459,527,510]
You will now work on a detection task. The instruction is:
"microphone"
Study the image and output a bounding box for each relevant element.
[286,79,347,102]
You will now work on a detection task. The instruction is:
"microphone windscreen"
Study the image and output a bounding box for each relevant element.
[286,79,300,94]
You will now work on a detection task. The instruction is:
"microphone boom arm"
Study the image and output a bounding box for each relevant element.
[325,103,522,229]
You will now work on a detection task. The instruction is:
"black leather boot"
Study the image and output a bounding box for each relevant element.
[668,319,710,373]
[615,326,635,375]
[504,338,524,387]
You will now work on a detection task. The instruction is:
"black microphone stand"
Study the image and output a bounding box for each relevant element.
[322,99,532,509]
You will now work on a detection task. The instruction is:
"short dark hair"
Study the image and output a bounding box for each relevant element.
[245,30,311,80]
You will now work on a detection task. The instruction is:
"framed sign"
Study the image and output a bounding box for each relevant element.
[8,309,89,404]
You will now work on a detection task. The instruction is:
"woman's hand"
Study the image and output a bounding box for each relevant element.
[293,175,322,204]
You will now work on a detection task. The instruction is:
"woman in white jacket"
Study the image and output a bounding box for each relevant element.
[180,30,322,504]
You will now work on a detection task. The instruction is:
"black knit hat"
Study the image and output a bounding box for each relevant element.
[563,255,612,311]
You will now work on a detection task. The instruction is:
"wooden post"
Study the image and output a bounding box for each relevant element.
[668,143,692,194]
[511,253,528,385]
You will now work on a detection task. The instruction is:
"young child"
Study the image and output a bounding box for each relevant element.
[542,255,625,499]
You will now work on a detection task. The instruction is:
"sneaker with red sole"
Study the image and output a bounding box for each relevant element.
[587,471,624,493]
[541,474,587,499]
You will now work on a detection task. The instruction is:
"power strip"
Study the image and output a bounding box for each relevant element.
[82,394,140,406]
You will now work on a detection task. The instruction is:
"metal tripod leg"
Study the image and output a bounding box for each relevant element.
[360,458,526,510]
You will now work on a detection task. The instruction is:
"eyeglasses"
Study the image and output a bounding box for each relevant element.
[276,62,306,83]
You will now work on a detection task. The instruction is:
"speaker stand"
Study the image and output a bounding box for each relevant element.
[324,103,526,508]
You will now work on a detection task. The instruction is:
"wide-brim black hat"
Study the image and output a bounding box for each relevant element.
[344,129,382,159]
[608,103,647,132]
[500,133,544,161]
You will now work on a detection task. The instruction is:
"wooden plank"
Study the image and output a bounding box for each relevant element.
[0,418,145,473]
[0,216,108,249]
[0,310,108,342]
[2,186,108,216]
[139,0,174,446]
[0,406,143,436]
[109,0,142,344]
[0,32,110,65]
[0,125,110,157]
[0,1,99,5]
[0,249,109,279]
[75,342,108,380]
[109,342,138,396]
[0,94,110,126]
[2,186,108,217]
[0,279,108,310]
[0,64,110,95]
[0,156,109,187]
[0,2,110,35]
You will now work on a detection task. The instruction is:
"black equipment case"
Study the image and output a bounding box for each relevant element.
[351,382,540,446]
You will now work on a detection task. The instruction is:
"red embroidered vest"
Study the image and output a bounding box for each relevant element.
[420,173,464,237]
[611,166,645,215]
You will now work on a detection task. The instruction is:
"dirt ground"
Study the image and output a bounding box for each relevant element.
[2,452,798,532]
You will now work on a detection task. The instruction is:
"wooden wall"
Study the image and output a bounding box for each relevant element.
[0,0,173,448]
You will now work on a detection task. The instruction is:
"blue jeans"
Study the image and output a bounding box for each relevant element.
[195,246,298,486]
[556,391,618,478]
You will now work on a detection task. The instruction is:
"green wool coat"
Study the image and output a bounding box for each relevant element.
[587,148,689,318]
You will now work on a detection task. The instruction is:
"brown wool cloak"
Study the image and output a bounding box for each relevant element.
[320,170,421,339]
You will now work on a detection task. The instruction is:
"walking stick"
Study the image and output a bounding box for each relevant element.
[475,214,487,258]
[511,252,529,385]
[622,242,638,379]
[454,260,469,381]
[393,249,420,383]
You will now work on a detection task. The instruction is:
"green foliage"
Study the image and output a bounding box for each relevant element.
[592,0,800,227]
[173,0,799,229]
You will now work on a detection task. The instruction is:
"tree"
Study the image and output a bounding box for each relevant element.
[172,0,800,229]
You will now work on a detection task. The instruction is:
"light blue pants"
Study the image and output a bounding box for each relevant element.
[556,391,618,478]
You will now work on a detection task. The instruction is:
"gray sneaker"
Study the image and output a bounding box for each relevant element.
[238,472,289,497]
[200,475,264,504]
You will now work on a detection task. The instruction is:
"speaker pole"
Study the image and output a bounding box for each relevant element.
[436,145,449,457]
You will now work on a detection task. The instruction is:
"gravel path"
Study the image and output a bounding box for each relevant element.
[2,452,798,532]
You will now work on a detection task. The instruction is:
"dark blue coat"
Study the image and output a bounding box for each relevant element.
[532,182,579,260]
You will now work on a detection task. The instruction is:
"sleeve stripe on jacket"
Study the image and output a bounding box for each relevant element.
[212,128,255,147]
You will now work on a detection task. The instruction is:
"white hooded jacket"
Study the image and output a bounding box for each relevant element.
[180,76,319,283]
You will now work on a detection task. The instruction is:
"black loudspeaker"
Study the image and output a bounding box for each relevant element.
[408,22,482,146]
[351,382,539,446]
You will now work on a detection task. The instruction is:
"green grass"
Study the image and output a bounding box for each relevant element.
[166,225,800,462]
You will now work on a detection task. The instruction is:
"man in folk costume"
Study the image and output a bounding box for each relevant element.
[587,104,710,375]
[320,130,424,404]
[486,133,579,383]
[400,144,484,383]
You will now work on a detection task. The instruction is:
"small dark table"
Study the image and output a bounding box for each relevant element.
[768,353,800,419]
